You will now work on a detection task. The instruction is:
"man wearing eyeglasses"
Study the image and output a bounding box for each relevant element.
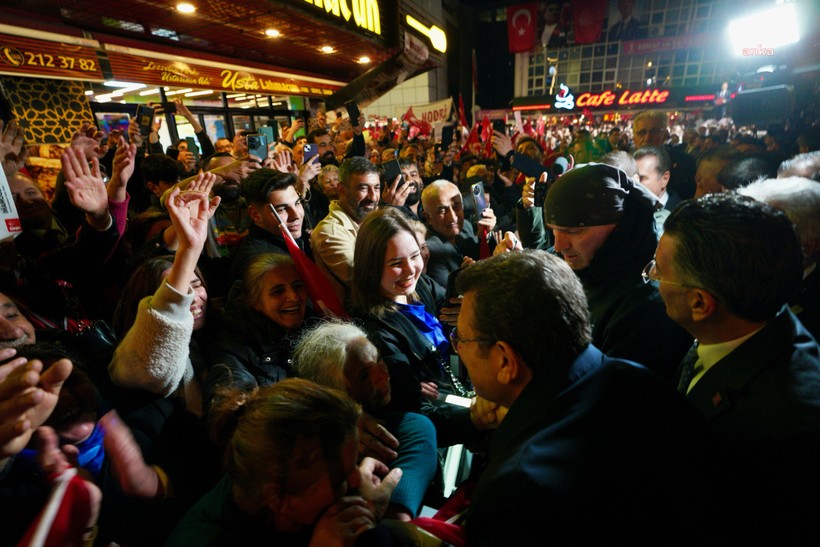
[455,250,716,542]
[652,193,820,535]
[632,110,696,201]
[541,163,692,381]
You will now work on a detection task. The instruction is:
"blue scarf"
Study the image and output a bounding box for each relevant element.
[397,301,449,354]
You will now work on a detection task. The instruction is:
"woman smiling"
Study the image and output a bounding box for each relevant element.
[204,253,316,411]
[352,208,475,447]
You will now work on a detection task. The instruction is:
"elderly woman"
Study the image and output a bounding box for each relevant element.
[204,253,315,410]
[293,321,437,521]
[167,379,403,545]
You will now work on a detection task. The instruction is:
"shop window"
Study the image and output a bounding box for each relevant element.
[651,12,663,24]
[582,47,592,58]
[594,45,605,56]
[606,57,617,69]
[203,114,227,143]
[593,59,604,70]
[607,44,619,55]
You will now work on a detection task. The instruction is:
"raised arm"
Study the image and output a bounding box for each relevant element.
[109,175,217,400]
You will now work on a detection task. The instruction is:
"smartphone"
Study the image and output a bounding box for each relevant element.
[491,119,506,134]
[471,181,488,221]
[534,180,549,208]
[441,124,454,149]
[512,154,548,179]
[247,133,268,162]
[160,101,177,114]
[135,105,154,136]
[303,143,319,164]
[185,136,200,163]
[258,126,275,148]
[381,159,404,188]
[344,100,360,124]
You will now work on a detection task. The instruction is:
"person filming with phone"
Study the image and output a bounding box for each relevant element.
[420,180,496,289]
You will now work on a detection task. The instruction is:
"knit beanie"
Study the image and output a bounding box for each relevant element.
[543,163,631,227]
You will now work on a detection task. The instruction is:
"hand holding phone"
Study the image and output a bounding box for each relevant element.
[135,105,154,137]
[381,159,404,189]
[303,143,319,164]
[247,134,268,163]
[471,181,488,221]
[345,100,361,126]
[185,136,200,163]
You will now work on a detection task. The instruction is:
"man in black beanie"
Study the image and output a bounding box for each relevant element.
[535,163,692,381]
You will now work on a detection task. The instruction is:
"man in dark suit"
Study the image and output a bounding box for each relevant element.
[455,250,715,543]
[420,180,495,288]
[632,110,696,201]
[653,193,820,536]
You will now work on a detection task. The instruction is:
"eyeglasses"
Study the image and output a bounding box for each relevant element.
[641,259,694,288]
[449,327,495,353]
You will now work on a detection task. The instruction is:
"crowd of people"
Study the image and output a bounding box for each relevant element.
[1,95,819,545]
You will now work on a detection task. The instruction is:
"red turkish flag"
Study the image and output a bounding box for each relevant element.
[507,4,537,53]
[269,205,348,319]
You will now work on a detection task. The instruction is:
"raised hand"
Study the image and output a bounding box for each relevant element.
[165,179,219,255]
[297,154,321,196]
[0,355,72,459]
[492,130,513,157]
[109,136,137,203]
[477,206,497,232]
[270,149,296,174]
[217,156,259,182]
[61,147,110,229]
[492,231,522,256]
[100,411,163,497]
[127,117,144,148]
[70,122,107,160]
[381,174,412,206]
[0,119,30,178]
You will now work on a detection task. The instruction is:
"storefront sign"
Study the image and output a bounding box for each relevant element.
[301,0,382,36]
[397,97,452,125]
[106,50,341,97]
[0,33,102,81]
[554,84,575,110]
[576,88,669,108]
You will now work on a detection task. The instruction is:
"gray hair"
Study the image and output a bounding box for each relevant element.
[292,321,370,391]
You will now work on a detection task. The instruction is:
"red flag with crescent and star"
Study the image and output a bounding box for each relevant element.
[507,3,537,53]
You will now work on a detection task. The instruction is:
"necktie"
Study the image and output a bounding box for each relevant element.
[677,343,699,395]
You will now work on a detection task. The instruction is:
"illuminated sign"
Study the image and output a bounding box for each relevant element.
[0,33,102,81]
[575,88,669,108]
[106,51,341,97]
[554,84,575,110]
[302,0,381,36]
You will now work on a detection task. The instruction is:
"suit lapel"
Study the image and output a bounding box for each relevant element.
[686,312,796,419]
